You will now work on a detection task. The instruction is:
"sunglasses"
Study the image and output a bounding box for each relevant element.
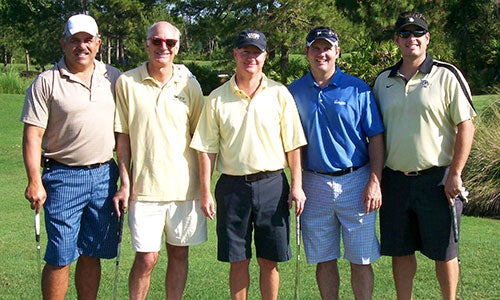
[397,29,427,38]
[149,37,177,47]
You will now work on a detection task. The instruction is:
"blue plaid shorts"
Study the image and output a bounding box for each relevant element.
[42,159,119,266]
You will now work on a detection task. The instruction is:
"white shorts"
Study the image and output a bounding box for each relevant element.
[128,200,207,252]
[301,165,380,265]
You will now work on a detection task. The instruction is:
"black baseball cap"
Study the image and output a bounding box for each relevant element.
[395,13,428,32]
[306,26,339,47]
[236,30,266,52]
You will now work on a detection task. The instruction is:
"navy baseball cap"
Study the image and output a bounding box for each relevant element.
[236,30,266,52]
[395,13,428,32]
[306,26,339,47]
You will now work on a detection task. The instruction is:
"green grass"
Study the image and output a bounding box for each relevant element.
[473,94,499,112]
[1,94,499,299]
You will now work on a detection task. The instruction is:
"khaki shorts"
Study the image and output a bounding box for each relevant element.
[128,200,207,252]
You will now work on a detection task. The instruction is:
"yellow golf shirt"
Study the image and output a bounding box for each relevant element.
[190,74,307,175]
[115,63,204,201]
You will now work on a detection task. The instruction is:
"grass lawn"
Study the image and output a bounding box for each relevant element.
[0,93,499,299]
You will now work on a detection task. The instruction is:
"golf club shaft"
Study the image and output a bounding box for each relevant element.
[34,211,42,299]
[294,214,300,300]
[113,209,125,300]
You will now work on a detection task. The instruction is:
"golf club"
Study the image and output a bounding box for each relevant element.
[34,210,42,299]
[454,190,468,299]
[294,214,300,300]
[450,201,459,243]
[113,208,125,300]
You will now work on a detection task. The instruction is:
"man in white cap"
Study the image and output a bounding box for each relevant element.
[21,14,121,299]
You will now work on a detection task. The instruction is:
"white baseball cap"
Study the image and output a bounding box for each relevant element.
[63,14,99,38]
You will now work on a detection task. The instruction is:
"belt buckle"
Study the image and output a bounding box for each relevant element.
[403,171,420,176]
[244,174,256,182]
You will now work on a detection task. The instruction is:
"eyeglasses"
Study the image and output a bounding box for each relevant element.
[397,29,427,38]
[149,36,177,47]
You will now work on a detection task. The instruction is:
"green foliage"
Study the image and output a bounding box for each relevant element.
[1,0,499,91]
[184,62,228,95]
[445,0,500,94]
[0,69,31,94]
[340,39,399,85]
[463,96,500,218]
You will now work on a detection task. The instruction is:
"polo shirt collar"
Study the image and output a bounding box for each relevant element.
[230,73,269,96]
[139,62,185,86]
[388,54,434,77]
[57,57,103,78]
[307,65,343,88]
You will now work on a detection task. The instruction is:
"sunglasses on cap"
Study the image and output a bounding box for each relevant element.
[149,36,177,47]
[397,29,427,38]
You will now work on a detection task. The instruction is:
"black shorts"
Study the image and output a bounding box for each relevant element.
[215,171,291,263]
[380,167,462,261]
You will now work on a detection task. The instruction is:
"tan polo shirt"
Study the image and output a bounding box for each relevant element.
[20,58,121,166]
[373,56,476,172]
[190,74,307,176]
[114,63,204,201]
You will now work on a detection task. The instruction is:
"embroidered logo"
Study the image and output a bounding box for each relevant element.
[386,84,394,88]
[246,32,260,40]
[174,95,187,103]
[420,79,430,88]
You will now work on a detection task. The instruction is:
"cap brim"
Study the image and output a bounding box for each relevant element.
[237,42,265,52]
[306,37,337,47]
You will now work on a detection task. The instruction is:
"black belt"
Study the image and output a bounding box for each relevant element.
[227,169,283,182]
[390,166,445,176]
[309,166,361,177]
[43,157,112,170]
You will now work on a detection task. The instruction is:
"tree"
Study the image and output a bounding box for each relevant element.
[446,0,500,93]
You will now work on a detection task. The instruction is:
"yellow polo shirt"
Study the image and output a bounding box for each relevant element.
[373,56,476,172]
[115,63,204,201]
[190,74,307,175]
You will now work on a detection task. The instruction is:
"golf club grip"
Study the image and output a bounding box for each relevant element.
[295,215,300,246]
[450,204,459,243]
[34,211,41,243]
[117,210,125,243]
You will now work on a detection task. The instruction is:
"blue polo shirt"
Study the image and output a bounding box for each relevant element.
[288,66,384,172]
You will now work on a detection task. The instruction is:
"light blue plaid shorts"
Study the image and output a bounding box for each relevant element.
[301,165,380,265]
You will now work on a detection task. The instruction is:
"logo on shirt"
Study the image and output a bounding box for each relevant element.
[333,99,347,105]
[174,95,187,103]
[420,79,430,88]
[386,84,394,88]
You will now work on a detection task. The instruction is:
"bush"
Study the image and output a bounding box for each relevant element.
[183,62,231,96]
[0,69,32,94]
[463,98,500,218]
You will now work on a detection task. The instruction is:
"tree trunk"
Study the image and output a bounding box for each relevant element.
[280,45,289,84]
[25,49,30,72]
[3,47,7,71]
[107,38,111,65]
